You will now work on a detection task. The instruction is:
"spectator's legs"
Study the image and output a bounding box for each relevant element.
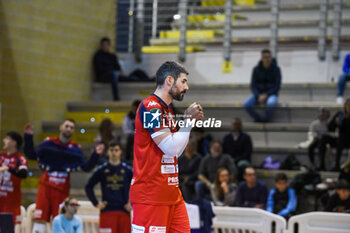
[334,137,347,170]
[318,135,337,170]
[337,73,350,97]
[308,139,319,166]
[194,180,208,199]
[111,71,120,100]
[262,94,278,122]
[244,95,261,122]
[180,184,194,202]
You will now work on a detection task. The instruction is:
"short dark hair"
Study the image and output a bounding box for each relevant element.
[64,118,76,125]
[261,49,271,55]
[100,37,111,45]
[108,141,122,149]
[6,131,23,149]
[155,61,188,87]
[132,99,141,108]
[275,173,288,182]
[337,179,350,190]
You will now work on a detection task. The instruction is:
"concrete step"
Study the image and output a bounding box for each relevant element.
[92,82,350,103]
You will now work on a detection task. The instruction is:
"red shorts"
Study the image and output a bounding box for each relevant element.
[33,184,68,222]
[99,211,131,233]
[0,199,21,224]
[132,201,190,233]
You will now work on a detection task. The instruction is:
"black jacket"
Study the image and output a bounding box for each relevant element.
[222,132,252,163]
[93,50,121,81]
[251,59,281,96]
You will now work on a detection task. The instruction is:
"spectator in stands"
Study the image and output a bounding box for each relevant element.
[222,118,253,164]
[336,53,350,105]
[326,180,350,213]
[235,167,268,209]
[196,141,237,199]
[297,108,331,168]
[93,37,128,101]
[266,173,297,219]
[94,118,117,163]
[85,141,133,233]
[244,49,282,123]
[0,132,28,229]
[210,168,237,206]
[122,100,141,162]
[192,127,211,157]
[179,140,202,202]
[52,197,83,233]
[326,98,350,171]
[24,120,103,233]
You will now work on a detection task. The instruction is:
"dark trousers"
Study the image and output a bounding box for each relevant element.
[318,135,337,170]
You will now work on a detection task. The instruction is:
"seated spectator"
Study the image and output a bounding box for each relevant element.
[93,37,128,101]
[326,180,350,213]
[0,132,28,229]
[336,53,350,105]
[94,118,117,164]
[210,168,237,206]
[244,49,281,123]
[52,197,83,233]
[122,100,141,162]
[222,118,253,164]
[266,173,297,218]
[297,108,331,168]
[179,140,202,202]
[235,167,268,209]
[85,141,133,233]
[324,98,350,171]
[192,127,211,157]
[196,141,237,199]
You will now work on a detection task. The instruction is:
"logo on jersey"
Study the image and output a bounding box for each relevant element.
[147,101,160,108]
[143,108,161,129]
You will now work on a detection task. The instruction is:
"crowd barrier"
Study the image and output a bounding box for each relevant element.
[16,204,350,233]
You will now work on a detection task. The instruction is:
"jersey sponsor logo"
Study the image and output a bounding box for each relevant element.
[149,226,166,233]
[167,177,179,186]
[34,209,43,219]
[131,178,135,185]
[161,155,175,164]
[161,165,176,174]
[99,228,112,233]
[143,109,161,129]
[132,224,145,233]
[147,101,160,108]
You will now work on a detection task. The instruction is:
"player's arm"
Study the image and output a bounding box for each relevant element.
[9,155,28,178]
[23,123,37,160]
[81,144,104,172]
[85,168,103,208]
[152,102,204,157]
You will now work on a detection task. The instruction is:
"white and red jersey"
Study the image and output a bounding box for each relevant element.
[0,152,27,207]
[130,94,183,205]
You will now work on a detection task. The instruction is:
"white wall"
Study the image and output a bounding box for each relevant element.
[119,49,349,85]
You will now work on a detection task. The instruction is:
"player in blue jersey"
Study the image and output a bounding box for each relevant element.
[85,141,133,233]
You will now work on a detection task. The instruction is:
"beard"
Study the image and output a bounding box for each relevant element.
[169,84,186,101]
[62,132,72,139]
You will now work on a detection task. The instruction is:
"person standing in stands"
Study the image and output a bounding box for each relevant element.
[93,37,127,101]
[336,53,350,105]
[0,132,28,229]
[244,49,282,123]
[85,141,133,233]
[24,120,103,233]
[266,173,297,219]
[52,197,83,233]
[235,167,268,209]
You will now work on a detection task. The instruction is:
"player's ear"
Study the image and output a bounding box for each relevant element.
[165,75,174,87]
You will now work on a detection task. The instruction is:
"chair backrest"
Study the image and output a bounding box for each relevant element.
[24,204,51,233]
[287,211,350,233]
[212,207,287,233]
[185,203,200,229]
[76,201,99,233]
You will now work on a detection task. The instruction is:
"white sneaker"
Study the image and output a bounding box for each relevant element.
[337,96,344,105]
